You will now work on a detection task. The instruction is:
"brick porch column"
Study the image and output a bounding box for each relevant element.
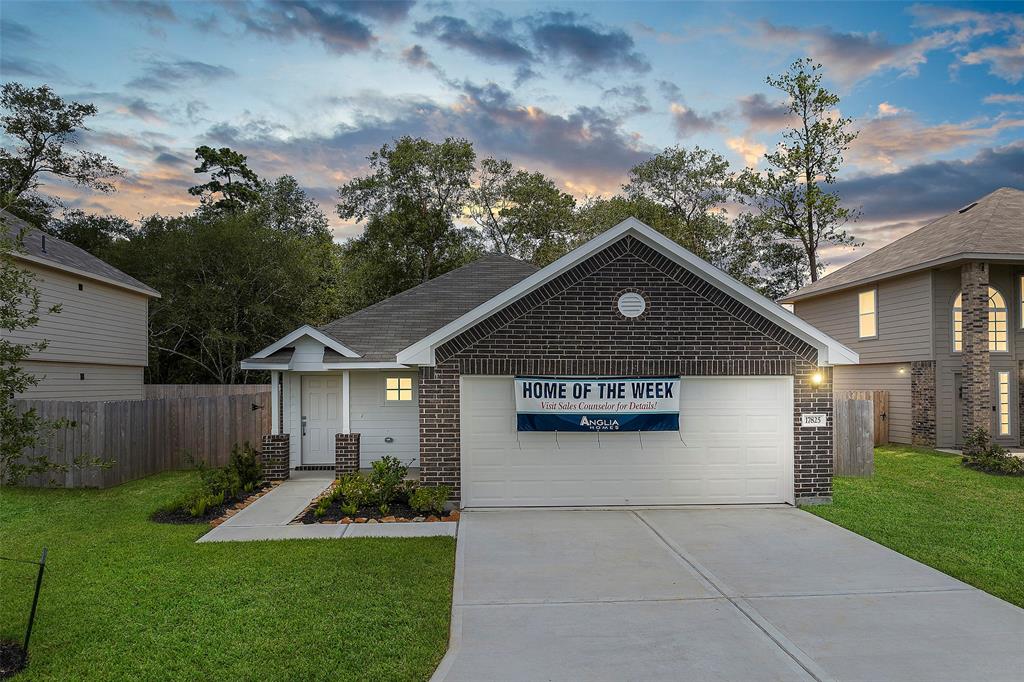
[261,434,290,481]
[961,262,990,437]
[335,433,360,478]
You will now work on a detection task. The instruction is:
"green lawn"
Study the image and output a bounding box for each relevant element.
[807,444,1024,608]
[0,472,455,681]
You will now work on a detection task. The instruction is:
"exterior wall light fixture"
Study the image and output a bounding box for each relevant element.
[810,372,824,386]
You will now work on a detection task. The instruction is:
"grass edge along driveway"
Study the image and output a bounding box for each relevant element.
[808,444,1024,609]
[0,471,455,681]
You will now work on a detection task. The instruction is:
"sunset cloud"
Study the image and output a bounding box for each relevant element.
[726,136,767,167]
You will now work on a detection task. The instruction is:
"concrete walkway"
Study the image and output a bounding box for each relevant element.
[432,507,1024,682]
[197,471,456,542]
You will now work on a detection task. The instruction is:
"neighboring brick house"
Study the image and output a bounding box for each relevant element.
[782,187,1024,449]
[243,218,856,506]
[2,209,161,400]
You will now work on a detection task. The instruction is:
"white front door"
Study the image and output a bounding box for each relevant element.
[301,375,342,465]
[460,376,794,507]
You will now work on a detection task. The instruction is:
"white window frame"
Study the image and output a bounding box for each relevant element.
[989,286,1008,353]
[857,288,877,339]
[952,288,1009,353]
[997,371,1010,436]
[952,292,963,353]
[384,375,414,403]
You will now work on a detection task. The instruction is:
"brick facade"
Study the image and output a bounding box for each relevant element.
[961,262,991,436]
[334,433,360,478]
[419,236,834,504]
[260,434,290,481]
[911,360,937,446]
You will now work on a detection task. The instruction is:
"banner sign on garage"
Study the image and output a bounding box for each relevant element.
[514,377,680,432]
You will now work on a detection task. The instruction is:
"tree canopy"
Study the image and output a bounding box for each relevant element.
[736,58,860,284]
[0,82,122,222]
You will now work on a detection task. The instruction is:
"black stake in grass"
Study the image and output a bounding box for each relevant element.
[22,547,47,668]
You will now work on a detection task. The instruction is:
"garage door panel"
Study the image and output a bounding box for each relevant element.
[462,376,794,507]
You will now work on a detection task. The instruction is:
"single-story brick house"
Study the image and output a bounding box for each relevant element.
[242,218,857,506]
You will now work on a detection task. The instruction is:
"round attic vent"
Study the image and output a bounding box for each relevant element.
[617,292,647,318]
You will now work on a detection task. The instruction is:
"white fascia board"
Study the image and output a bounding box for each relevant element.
[323,362,413,370]
[250,325,360,359]
[241,360,412,371]
[397,217,859,367]
[13,251,161,298]
[240,360,290,370]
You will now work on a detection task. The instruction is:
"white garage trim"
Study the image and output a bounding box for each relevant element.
[460,375,794,508]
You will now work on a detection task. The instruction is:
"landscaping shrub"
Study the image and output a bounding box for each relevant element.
[155,443,268,521]
[409,485,450,515]
[962,428,1024,476]
[370,456,409,510]
[229,442,263,492]
[337,473,373,516]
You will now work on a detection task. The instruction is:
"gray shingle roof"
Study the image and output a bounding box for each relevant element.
[781,187,1024,303]
[319,253,539,361]
[1,209,160,296]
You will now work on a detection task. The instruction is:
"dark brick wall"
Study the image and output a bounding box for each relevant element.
[419,363,462,497]
[261,434,290,481]
[335,433,360,478]
[912,361,937,446]
[419,235,834,503]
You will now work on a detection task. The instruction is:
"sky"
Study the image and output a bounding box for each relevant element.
[2,0,1023,271]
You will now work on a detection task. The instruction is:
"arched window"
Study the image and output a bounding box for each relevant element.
[952,287,1008,352]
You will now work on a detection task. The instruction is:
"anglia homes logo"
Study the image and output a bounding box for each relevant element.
[579,415,621,431]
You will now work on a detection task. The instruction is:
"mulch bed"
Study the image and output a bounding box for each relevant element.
[0,641,26,679]
[150,482,274,525]
[297,500,427,524]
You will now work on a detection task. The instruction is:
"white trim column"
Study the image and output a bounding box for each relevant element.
[270,370,280,435]
[342,370,351,434]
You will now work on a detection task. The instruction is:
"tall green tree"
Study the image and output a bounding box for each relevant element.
[468,157,576,265]
[255,175,330,238]
[337,209,482,313]
[104,211,344,384]
[0,82,122,221]
[623,146,734,262]
[337,136,477,283]
[44,210,134,255]
[736,58,859,284]
[0,219,67,484]
[188,145,262,213]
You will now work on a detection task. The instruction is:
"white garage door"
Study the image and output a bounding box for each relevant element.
[461,376,793,507]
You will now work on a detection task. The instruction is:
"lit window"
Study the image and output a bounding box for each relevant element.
[952,287,1008,352]
[858,290,877,338]
[989,288,1008,351]
[998,371,1010,436]
[385,376,412,401]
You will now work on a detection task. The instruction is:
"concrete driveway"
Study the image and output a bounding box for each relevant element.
[432,508,1024,682]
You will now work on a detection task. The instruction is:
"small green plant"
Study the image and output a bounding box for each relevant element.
[228,442,263,490]
[370,456,409,506]
[378,502,390,516]
[409,485,450,515]
[337,473,372,515]
[962,427,1024,475]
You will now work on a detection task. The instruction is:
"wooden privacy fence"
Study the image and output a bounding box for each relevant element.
[834,398,874,477]
[14,392,271,488]
[143,384,271,399]
[834,390,889,445]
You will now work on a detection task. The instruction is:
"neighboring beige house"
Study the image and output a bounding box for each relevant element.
[2,209,160,400]
[782,187,1024,449]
